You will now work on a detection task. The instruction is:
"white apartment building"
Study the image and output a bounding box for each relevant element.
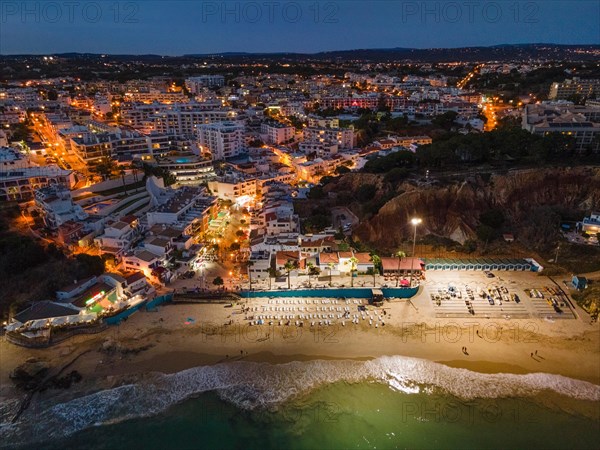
[522,103,600,153]
[69,129,181,163]
[549,78,600,101]
[94,220,138,257]
[302,127,356,149]
[122,101,228,129]
[34,185,87,229]
[148,154,215,185]
[298,141,338,157]
[307,116,340,129]
[0,147,75,201]
[208,175,257,201]
[153,109,237,136]
[261,122,295,144]
[146,185,216,235]
[197,121,245,160]
[247,252,272,280]
[122,250,163,278]
[124,90,188,104]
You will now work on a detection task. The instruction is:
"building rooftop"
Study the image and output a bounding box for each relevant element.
[319,253,339,264]
[57,276,96,294]
[72,282,114,308]
[124,271,146,285]
[146,237,171,248]
[135,250,161,262]
[14,301,80,323]
[381,257,425,272]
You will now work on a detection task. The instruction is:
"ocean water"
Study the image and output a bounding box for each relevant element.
[2,356,599,450]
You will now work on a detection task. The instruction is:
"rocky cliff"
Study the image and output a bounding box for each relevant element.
[328,167,600,251]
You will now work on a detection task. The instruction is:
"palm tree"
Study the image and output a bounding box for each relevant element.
[120,168,128,195]
[268,267,278,290]
[370,254,381,286]
[349,256,359,287]
[94,156,116,181]
[308,263,320,288]
[306,262,314,288]
[130,163,139,183]
[247,260,254,291]
[327,262,335,286]
[284,260,297,289]
[395,250,406,287]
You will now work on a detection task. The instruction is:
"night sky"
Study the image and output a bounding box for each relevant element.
[1,1,599,54]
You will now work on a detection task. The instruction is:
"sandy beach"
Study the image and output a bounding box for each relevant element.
[1,292,599,411]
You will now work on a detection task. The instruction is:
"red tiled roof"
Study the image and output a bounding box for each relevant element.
[338,251,353,258]
[381,257,424,272]
[354,252,373,264]
[276,251,300,266]
[319,253,339,264]
[301,239,324,248]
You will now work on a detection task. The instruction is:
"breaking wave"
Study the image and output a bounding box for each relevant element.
[1,355,599,447]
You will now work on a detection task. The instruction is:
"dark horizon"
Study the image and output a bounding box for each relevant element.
[1,42,599,58]
[1,1,598,55]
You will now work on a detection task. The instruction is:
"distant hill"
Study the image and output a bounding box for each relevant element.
[2,44,599,62]
[187,44,600,62]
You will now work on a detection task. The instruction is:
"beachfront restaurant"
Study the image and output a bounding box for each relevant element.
[4,300,100,346]
[71,282,119,315]
[423,258,533,271]
[381,257,425,275]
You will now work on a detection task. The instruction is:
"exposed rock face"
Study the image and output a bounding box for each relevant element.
[325,172,384,193]
[10,358,50,388]
[340,167,600,251]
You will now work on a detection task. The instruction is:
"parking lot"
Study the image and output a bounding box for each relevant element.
[419,270,576,320]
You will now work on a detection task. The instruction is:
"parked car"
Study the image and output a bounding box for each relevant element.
[484,271,495,278]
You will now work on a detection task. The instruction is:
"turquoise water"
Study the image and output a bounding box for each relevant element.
[3,356,599,450]
[36,385,599,450]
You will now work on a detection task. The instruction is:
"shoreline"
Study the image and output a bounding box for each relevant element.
[1,299,599,410]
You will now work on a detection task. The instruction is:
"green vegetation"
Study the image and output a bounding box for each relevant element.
[335,166,351,175]
[431,111,458,130]
[0,209,105,320]
[415,128,580,168]
[302,213,331,233]
[9,122,30,141]
[307,185,326,199]
[356,184,377,202]
[383,168,409,184]
[90,157,118,181]
[545,242,600,274]
[572,285,600,321]
[142,163,177,186]
[364,151,415,173]
[468,64,600,102]
[283,260,298,289]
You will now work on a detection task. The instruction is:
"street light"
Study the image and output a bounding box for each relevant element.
[410,218,422,287]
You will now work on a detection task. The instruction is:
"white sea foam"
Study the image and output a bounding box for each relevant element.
[1,355,599,448]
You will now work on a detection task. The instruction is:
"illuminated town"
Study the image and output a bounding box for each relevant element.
[0,4,599,449]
